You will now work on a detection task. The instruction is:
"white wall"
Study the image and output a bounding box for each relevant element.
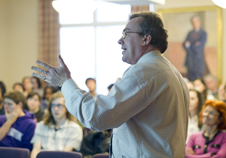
[155,0,226,83]
[0,0,9,88]
[0,0,39,91]
[223,9,226,83]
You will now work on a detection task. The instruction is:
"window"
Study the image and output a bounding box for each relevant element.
[59,2,131,95]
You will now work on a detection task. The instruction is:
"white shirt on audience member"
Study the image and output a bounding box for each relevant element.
[31,120,82,151]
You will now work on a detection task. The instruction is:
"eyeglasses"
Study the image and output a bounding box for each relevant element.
[122,31,142,39]
[3,102,13,106]
[51,104,65,109]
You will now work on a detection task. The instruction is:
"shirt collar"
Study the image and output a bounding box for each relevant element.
[137,50,162,64]
[50,119,69,129]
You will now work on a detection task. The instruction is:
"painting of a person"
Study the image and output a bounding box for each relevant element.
[183,16,208,81]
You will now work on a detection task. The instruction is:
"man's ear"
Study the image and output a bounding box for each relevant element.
[141,34,152,46]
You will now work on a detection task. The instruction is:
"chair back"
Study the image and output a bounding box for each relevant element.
[36,151,82,158]
[93,153,109,158]
[0,146,30,158]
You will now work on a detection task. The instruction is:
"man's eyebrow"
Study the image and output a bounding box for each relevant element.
[123,28,130,32]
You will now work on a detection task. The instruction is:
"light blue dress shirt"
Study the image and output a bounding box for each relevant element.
[62,50,189,158]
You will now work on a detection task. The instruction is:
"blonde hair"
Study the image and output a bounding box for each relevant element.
[43,91,76,127]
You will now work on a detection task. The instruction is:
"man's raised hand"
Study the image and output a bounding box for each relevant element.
[31,55,71,87]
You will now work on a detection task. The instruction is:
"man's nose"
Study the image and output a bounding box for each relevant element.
[118,37,124,44]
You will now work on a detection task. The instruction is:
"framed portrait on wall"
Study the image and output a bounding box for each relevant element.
[158,6,223,82]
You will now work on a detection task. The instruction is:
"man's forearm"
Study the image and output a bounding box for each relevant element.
[0,121,13,141]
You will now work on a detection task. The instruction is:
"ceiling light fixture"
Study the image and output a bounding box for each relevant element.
[52,0,99,13]
[212,0,226,8]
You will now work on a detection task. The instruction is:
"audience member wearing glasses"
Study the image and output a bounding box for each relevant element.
[187,89,204,143]
[30,92,83,158]
[0,90,36,151]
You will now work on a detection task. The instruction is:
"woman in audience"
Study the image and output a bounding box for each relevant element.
[187,89,204,142]
[32,77,43,97]
[194,78,214,101]
[218,82,226,103]
[13,83,25,93]
[186,100,226,158]
[0,81,6,115]
[25,91,44,123]
[187,81,195,90]
[40,85,58,109]
[22,76,33,97]
[30,92,83,158]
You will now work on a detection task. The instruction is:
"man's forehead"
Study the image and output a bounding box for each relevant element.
[123,17,142,32]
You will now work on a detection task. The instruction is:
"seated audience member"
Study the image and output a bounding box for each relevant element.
[22,76,33,97]
[107,84,114,93]
[32,77,43,98]
[40,85,58,109]
[0,90,36,151]
[79,129,112,158]
[13,83,25,94]
[186,100,226,158]
[187,89,204,142]
[0,81,6,115]
[204,74,219,99]
[30,92,83,158]
[194,78,214,101]
[187,82,195,90]
[183,77,195,90]
[85,78,97,97]
[218,82,226,103]
[25,91,44,122]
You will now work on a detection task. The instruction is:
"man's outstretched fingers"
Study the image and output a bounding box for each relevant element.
[58,55,66,67]
[32,72,47,81]
[31,66,48,75]
[58,55,70,73]
[36,60,52,70]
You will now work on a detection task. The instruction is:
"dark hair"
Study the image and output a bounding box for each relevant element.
[4,90,25,106]
[27,91,41,102]
[0,81,6,97]
[194,78,207,101]
[200,100,226,130]
[107,84,114,91]
[13,83,25,92]
[32,77,42,88]
[129,12,168,53]
[189,89,204,128]
[85,78,96,85]
[43,85,58,100]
